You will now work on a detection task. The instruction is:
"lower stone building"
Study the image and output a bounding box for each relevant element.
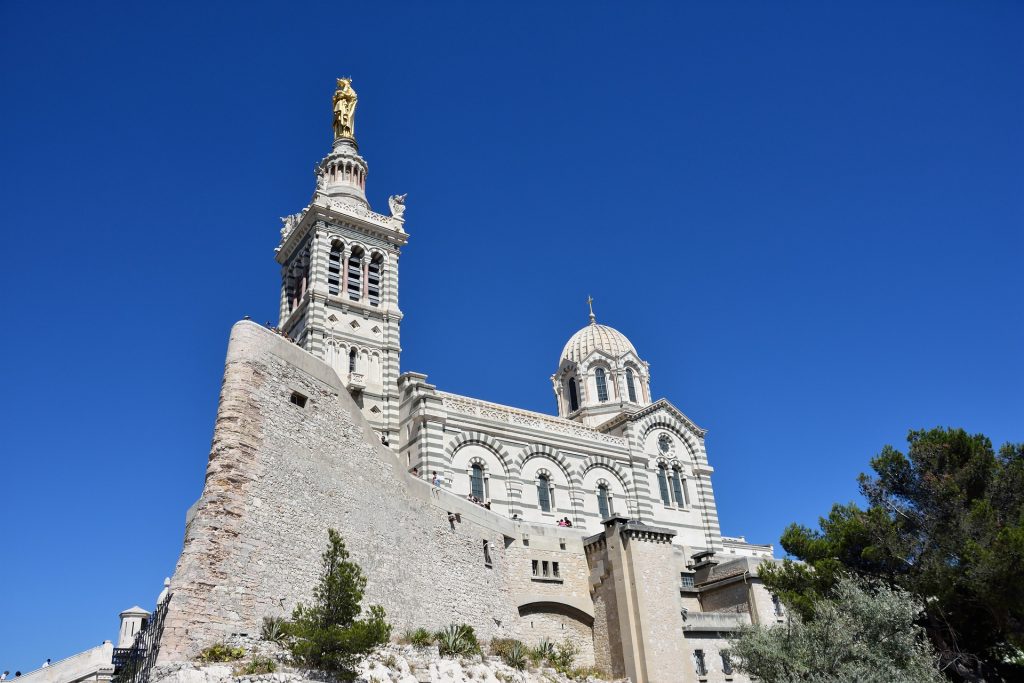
[145,79,785,683]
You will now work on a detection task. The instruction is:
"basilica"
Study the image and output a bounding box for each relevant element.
[276,80,773,564]
[148,79,785,683]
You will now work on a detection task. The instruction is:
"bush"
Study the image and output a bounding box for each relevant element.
[548,640,579,673]
[568,665,610,680]
[500,640,528,670]
[531,639,554,664]
[286,529,392,677]
[489,638,522,659]
[236,656,276,675]
[402,627,433,648]
[197,642,245,662]
[435,623,480,658]
[261,616,289,645]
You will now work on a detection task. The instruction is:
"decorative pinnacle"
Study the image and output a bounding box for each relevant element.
[587,295,596,324]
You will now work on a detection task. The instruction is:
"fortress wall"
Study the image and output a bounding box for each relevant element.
[159,321,592,662]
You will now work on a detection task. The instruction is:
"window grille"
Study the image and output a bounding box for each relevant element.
[595,367,609,402]
[532,560,538,576]
[626,368,637,402]
[537,474,552,512]
[657,464,671,506]
[597,484,610,519]
[721,651,733,675]
[552,561,560,578]
[693,649,707,676]
[471,464,485,500]
[671,467,686,506]
[367,256,382,306]
[328,243,342,295]
[290,392,307,408]
[482,540,492,568]
[568,378,579,412]
[347,251,362,301]
[680,573,695,589]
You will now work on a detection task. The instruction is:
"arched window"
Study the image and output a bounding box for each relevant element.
[595,367,609,402]
[568,378,579,412]
[671,466,687,506]
[656,464,671,506]
[597,483,610,519]
[347,247,364,301]
[367,254,383,306]
[328,242,343,296]
[626,368,637,402]
[349,347,357,373]
[470,463,485,500]
[537,474,552,512]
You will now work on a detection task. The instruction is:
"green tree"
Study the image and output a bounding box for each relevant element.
[762,428,1024,681]
[731,574,942,683]
[287,529,391,678]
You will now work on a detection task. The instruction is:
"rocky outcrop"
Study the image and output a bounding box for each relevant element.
[150,644,620,683]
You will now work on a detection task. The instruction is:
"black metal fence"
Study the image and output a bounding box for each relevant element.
[112,594,171,683]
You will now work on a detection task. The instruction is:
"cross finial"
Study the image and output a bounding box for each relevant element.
[587,295,596,324]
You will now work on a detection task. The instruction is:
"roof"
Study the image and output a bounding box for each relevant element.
[561,320,638,364]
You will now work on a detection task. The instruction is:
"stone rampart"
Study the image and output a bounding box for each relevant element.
[158,321,591,662]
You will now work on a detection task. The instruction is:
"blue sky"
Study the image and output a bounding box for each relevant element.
[1,0,1021,670]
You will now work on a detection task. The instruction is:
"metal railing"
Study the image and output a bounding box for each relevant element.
[112,594,171,683]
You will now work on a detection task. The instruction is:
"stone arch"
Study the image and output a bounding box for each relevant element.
[517,444,573,485]
[638,416,700,461]
[578,455,632,493]
[447,431,515,477]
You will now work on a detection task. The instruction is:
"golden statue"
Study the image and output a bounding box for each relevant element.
[333,77,358,141]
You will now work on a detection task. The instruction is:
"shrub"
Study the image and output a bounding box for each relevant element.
[236,656,276,675]
[382,653,398,669]
[548,640,579,673]
[500,640,528,670]
[435,623,480,657]
[261,616,289,645]
[489,638,522,659]
[197,642,245,662]
[569,665,610,680]
[531,638,554,664]
[406,627,434,648]
[287,529,392,677]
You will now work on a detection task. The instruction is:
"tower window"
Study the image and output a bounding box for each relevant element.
[328,242,342,296]
[597,483,610,519]
[347,247,363,301]
[595,368,608,402]
[470,463,485,500]
[626,368,637,402]
[568,378,579,412]
[349,347,357,373]
[290,391,307,408]
[657,464,671,506]
[482,540,492,568]
[537,474,552,513]
[367,255,383,307]
[671,467,687,507]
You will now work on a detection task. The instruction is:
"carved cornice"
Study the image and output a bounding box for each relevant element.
[276,197,407,263]
[438,392,628,448]
[597,398,707,438]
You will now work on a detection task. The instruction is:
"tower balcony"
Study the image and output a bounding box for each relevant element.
[347,372,366,391]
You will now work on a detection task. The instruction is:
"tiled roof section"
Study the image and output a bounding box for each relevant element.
[561,322,637,364]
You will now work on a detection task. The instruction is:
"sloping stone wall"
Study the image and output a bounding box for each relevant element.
[158,322,591,663]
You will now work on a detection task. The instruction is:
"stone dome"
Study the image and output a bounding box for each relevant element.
[561,320,638,364]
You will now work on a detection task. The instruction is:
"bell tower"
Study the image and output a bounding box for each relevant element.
[275,78,409,445]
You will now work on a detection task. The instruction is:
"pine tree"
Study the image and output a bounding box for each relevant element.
[287,529,391,677]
